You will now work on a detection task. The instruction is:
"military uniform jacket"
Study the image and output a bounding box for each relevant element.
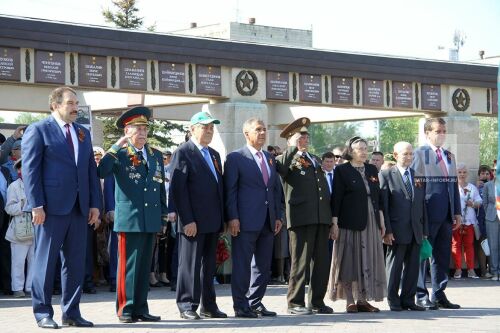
[98,143,168,233]
[276,146,332,229]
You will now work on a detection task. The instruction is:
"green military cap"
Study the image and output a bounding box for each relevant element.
[115,106,152,129]
[280,117,311,138]
[190,111,220,125]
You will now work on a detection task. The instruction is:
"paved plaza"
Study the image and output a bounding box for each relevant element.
[1,279,499,333]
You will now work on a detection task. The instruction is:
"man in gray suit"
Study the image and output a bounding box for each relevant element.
[380,142,428,312]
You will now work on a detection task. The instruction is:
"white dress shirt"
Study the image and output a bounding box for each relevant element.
[247,145,271,176]
[427,142,450,173]
[53,115,79,164]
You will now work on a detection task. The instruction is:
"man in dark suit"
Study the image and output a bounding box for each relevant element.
[276,117,333,315]
[380,141,428,312]
[22,86,101,329]
[98,106,167,323]
[411,117,462,310]
[170,111,227,320]
[224,118,282,318]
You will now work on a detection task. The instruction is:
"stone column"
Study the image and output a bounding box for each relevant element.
[418,114,480,180]
[202,102,269,158]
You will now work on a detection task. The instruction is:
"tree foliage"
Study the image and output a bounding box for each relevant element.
[479,116,498,166]
[102,0,155,30]
[14,112,48,124]
[98,117,184,151]
[308,122,359,155]
[379,117,420,155]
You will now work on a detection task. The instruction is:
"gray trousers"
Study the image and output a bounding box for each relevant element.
[485,219,500,274]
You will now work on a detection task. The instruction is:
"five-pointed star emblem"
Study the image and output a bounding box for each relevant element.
[240,73,253,90]
[455,91,466,107]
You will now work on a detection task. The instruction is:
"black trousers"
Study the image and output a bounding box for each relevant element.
[176,232,218,312]
[287,224,330,308]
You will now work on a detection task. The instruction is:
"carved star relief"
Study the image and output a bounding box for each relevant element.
[239,73,253,90]
[455,91,466,108]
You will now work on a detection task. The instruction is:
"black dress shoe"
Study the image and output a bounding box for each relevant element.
[118,314,136,323]
[436,299,461,309]
[83,287,97,294]
[62,316,94,327]
[149,281,163,288]
[287,306,313,315]
[416,299,438,310]
[252,305,277,317]
[200,308,228,318]
[180,310,200,320]
[401,303,426,311]
[310,305,334,314]
[133,313,161,322]
[389,304,403,311]
[37,317,59,329]
[235,308,258,318]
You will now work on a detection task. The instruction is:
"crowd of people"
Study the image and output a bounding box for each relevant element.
[0,86,499,329]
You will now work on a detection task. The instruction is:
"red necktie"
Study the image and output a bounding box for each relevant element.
[257,152,269,185]
[436,149,448,177]
[64,123,75,158]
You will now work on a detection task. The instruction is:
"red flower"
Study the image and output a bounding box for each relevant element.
[78,128,85,142]
[215,234,231,273]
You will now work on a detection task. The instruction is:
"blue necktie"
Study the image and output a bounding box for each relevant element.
[328,172,333,193]
[404,170,413,200]
[201,147,218,181]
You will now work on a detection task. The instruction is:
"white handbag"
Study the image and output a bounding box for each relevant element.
[481,239,491,256]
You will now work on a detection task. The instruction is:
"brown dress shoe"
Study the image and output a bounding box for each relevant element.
[356,301,380,312]
[346,304,358,313]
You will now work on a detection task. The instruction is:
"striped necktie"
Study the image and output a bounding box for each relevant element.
[404,170,413,200]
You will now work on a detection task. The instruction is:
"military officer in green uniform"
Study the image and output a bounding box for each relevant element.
[98,106,168,323]
[276,117,334,315]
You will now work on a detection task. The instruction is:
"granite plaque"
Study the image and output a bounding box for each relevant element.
[159,62,185,93]
[0,47,20,81]
[266,71,289,100]
[421,84,441,110]
[196,65,221,96]
[35,51,65,84]
[78,55,107,88]
[120,58,147,90]
[332,77,353,105]
[363,79,384,107]
[493,89,498,115]
[392,82,413,108]
[299,74,322,103]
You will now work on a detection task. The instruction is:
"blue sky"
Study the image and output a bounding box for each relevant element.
[1,0,499,61]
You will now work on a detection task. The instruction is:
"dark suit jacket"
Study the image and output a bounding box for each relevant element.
[411,145,460,222]
[224,146,281,232]
[379,166,428,244]
[332,162,382,231]
[170,140,224,234]
[276,146,332,229]
[22,115,101,216]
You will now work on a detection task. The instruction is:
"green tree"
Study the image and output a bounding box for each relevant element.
[14,112,48,124]
[102,0,155,30]
[379,117,420,154]
[479,116,498,166]
[99,116,184,151]
[308,122,359,155]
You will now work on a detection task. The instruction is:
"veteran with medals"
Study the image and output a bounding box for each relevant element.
[276,117,333,315]
[98,107,168,323]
